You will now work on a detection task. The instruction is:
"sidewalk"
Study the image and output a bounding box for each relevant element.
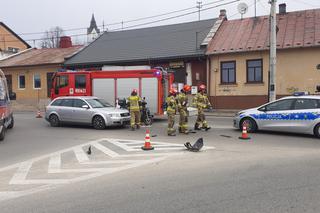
[205,109,238,117]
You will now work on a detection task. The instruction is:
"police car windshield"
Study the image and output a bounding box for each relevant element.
[85,98,112,108]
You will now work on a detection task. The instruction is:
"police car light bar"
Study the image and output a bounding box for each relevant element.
[293,91,310,96]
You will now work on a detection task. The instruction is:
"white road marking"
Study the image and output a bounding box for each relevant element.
[0,138,215,202]
[91,141,119,157]
[73,146,90,163]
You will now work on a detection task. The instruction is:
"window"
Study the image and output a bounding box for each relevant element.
[247,59,263,83]
[293,99,320,110]
[221,61,236,84]
[59,75,69,88]
[265,99,295,111]
[7,47,19,53]
[33,74,41,89]
[51,99,63,106]
[60,99,73,107]
[73,99,87,108]
[18,75,25,89]
[75,75,86,89]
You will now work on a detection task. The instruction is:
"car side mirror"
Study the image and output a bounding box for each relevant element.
[9,92,16,100]
[82,105,89,109]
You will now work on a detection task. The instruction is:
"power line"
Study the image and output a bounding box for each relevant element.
[2,0,240,43]
[0,0,228,37]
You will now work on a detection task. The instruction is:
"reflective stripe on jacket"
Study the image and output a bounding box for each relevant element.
[128,95,141,111]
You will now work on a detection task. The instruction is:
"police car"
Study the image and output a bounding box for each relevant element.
[234,94,320,137]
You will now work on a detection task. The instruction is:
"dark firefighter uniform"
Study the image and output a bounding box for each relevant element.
[177,85,191,134]
[127,89,142,130]
[192,85,212,131]
[166,89,177,136]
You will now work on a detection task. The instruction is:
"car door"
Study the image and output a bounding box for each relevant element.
[289,98,320,133]
[258,99,295,132]
[72,99,93,124]
[58,99,74,122]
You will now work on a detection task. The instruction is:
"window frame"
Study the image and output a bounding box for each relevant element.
[18,75,26,90]
[220,61,236,84]
[246,59,263,83]
[33,73,41,89]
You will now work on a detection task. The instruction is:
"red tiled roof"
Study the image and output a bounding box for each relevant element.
[206,8,320,55]
[0,46,82,68]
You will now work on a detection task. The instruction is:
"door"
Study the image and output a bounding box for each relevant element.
[47,72,54,98]
[73,74,91,96]
[258,99,295,131]
[5,75,12,94]
[54,74,70,97]
[58,99,74,122]
[289,98,320,133]
[92,79,115,105]
[72,99,93,123]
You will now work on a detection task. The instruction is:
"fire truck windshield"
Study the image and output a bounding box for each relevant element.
[85,98,113,108]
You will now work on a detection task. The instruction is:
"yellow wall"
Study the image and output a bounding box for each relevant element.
[209,47,320,96]
[0,25,29,51]
[2,65,58,101]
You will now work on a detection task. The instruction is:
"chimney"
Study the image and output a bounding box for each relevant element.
[219,9,227,20]
[279,3,286,15]
[59,36,72,48]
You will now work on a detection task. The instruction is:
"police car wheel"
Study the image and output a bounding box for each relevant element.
[240,118,257,133]
[313,123,320,138]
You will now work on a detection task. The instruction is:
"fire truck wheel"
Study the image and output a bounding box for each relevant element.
[92,116,106,130]
[49,114,60,127]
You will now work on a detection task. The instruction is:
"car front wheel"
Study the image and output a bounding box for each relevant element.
[92,116,106,130]
[49,114,60,127]
[240,118,257,133]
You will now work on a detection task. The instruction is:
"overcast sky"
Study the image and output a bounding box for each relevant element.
[1,0,320,46]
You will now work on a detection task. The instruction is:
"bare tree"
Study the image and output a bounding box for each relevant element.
[40,26,64,48]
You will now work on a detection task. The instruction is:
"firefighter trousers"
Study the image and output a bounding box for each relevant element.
[196,108,208,128]
[130,110,141,128]
[167,113,176,135]
[179,109,188,133]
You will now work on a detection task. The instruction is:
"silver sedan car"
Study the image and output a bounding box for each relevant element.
[45,96,130,129]
[234,95,320,137]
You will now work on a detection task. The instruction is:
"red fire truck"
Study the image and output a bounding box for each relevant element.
[50,68,174,115]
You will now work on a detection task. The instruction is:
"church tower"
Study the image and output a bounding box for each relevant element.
[87,14,101,43]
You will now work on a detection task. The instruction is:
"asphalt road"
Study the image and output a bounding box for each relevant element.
[0,112,320,213]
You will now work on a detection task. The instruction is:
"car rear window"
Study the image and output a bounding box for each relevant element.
[60,99,73,107]
[51,99,63,106]
[293,99,320,110]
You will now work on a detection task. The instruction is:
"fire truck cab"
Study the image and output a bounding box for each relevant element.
[51,68,173,115]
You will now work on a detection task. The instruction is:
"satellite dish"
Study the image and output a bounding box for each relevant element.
[237,2,248,17]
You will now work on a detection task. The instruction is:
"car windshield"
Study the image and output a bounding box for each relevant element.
[85,98,113,108]
[0,80,7,106]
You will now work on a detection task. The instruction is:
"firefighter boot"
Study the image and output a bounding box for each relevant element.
[194,123,201,130]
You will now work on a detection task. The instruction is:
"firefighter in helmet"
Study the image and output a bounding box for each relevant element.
[192,84,212,131]
[177,84,191,134]
[127,89,142,131]
[166,88,178,136]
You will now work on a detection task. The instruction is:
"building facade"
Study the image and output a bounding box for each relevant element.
[206,6,320,109]
[0,46,81,104]
[0,22,31,59]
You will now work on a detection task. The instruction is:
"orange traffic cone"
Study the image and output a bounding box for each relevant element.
[36,110,42,118]
[141,129,154,150]
[239,126,250,140]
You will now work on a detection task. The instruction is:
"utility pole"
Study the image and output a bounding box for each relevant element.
[254,0,257,17]
[269,0,277,102]
[196,1,203,21]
